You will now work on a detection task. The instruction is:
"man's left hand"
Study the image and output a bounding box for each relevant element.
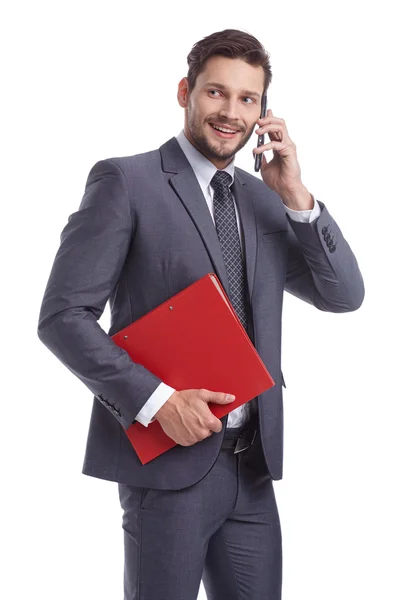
[253,109,313,210]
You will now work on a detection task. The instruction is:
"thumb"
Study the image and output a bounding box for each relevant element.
[204,390,236,404]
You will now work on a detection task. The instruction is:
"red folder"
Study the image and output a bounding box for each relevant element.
[111,273,275,464]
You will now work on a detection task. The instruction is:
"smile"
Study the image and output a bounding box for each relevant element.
[209,123,240,138]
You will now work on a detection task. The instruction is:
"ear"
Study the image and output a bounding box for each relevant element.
[177,77,189,108]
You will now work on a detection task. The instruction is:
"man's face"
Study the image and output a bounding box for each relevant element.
[177,55,265,169]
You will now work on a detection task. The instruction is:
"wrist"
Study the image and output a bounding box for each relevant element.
[154,392,176,421]
[280,185,313,211]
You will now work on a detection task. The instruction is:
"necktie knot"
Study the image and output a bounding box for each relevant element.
[211,170,232,191]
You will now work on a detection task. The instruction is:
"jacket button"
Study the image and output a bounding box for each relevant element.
[322,226,330,235]
[329,245,337,252]
[324,233,331,242]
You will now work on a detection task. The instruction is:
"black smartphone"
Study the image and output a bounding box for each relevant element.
[254,94,268,172]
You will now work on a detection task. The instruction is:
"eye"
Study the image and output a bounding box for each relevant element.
[208,90,255,103]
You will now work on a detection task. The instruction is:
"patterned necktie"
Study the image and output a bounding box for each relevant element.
[211,170,248,330]
[211,170,257,424]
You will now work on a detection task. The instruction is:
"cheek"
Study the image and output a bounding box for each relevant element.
[190,105,208,124]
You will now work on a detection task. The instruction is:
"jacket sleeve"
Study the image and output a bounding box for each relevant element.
[37,159,163,430]
[284,200,365,312]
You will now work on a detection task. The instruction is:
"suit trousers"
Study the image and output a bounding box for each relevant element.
[117,424,282,600]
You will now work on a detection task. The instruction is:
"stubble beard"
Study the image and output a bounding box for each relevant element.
[187,109,254,163]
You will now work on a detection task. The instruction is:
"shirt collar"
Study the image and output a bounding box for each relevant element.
[175,129,235,193]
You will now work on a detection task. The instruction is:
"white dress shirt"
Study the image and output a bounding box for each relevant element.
[134,129,321,428]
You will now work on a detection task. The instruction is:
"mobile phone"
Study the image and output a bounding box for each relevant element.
[254,94,267,172]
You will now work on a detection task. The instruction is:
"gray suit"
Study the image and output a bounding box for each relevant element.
[37,136,364,599]
[37,135,364,487]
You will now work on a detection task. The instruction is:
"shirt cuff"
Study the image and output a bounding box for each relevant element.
[284,194,321,223]
[134,382,176,427]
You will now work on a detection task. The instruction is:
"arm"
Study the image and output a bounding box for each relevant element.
[282,196,365,312]
[37,159,163,430]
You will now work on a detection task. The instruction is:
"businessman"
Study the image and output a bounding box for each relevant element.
[37,28,364,600]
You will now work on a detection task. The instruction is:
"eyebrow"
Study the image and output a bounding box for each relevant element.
[204,82,261,100]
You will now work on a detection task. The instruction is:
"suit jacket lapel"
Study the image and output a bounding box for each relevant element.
[159,137,257,304]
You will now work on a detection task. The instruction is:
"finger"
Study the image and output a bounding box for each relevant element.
[257,113,285,126]
[255,123,284,133]
[255,124,285,141]
[208,418,222,433]
[253,141,286,154]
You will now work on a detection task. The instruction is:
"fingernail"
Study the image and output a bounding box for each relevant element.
[226,394,235,401]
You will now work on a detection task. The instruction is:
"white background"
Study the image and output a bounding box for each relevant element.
[2,1,399,598]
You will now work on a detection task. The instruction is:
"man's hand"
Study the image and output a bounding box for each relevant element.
[154,389,236,446]
[252,109,313,210]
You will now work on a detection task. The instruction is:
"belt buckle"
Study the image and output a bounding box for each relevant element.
[234,428,257,454]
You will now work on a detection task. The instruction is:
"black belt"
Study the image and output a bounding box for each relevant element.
[221,424,257,454]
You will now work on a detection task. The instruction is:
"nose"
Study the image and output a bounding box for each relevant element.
[218,98,241,124]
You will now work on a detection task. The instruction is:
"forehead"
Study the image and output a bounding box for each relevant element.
[197,55,264,94]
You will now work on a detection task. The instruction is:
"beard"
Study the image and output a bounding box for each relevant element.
[187,108,254,162]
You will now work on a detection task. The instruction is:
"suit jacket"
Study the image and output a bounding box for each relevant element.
[37,136,365,488]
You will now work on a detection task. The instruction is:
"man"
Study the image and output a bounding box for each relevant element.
[37,28,364,600]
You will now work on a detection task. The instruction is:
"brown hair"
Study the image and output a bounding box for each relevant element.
[186,29,272,97]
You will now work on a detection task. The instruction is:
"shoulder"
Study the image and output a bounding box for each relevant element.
[85,148,161,189]
[234,165,268,189]
[99,147,161,174]
[234,165,286,217]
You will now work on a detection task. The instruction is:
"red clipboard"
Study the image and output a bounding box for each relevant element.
[111,273,275,464]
